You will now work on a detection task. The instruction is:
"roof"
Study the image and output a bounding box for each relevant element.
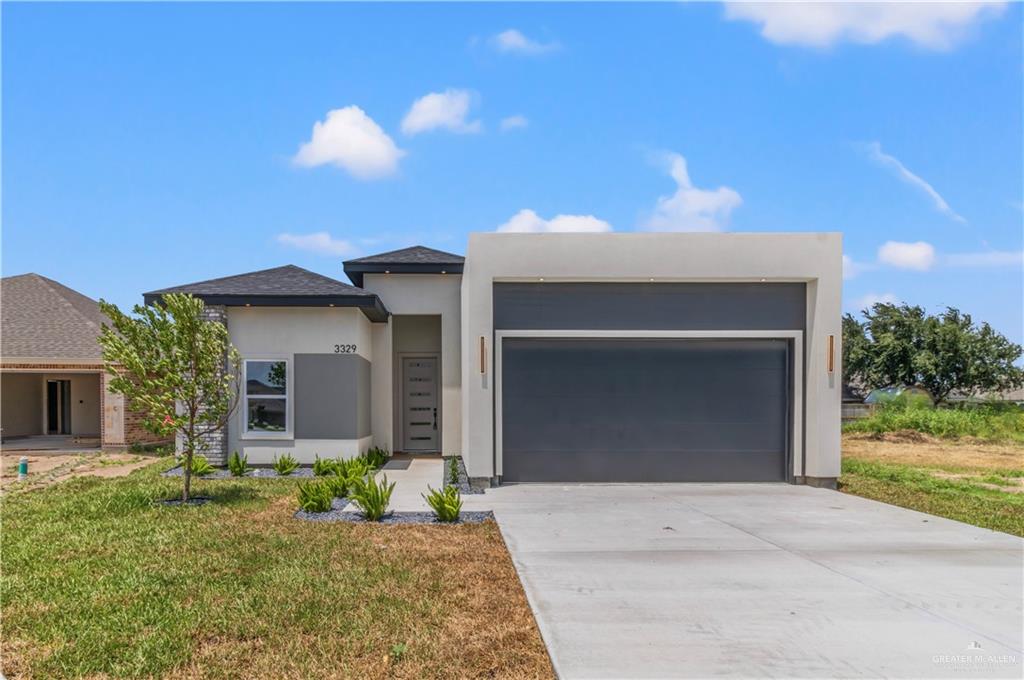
[1,273,108,361]
[143,265,389,321]
[343,245,464,287]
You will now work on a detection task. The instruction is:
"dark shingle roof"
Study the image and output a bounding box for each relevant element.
[345,246,464,265]
[143,265,389,321]
[1,273,108,360]
[343,246,464,286]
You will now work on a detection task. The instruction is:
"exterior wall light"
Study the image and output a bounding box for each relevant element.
[479,336,487,374]
[827,334,835,374]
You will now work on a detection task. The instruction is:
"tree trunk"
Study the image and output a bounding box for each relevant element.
[183,447,192,502]
[183,419,194,502]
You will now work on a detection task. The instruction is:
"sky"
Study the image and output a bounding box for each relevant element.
[3,2,1022,343]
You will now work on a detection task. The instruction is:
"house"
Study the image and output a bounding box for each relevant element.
[0,273,166,450]
[144,232,843,487]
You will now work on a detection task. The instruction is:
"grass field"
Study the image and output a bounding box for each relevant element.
[0,460,553,679]
[843,402,1024,443]
[840,433,1024,536]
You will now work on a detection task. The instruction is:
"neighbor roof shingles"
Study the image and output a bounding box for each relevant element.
[1,273,109,360]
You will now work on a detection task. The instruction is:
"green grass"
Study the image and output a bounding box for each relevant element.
[839,457,1024,536]
[843,403,1024,443]
[0,460,551,679]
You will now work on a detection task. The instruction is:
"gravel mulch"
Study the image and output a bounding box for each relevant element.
[163,466,316,479]
[442,456,486,495]
[296,498,494,524]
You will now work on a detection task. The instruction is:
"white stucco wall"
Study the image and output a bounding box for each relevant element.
[226,306,375,464]
[460,232,843,482]
[361,274,462,455]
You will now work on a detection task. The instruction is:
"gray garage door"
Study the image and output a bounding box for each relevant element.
[500,338,790,482]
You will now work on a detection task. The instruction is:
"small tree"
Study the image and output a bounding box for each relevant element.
[99,293,241,501]
[843,302,1024,404]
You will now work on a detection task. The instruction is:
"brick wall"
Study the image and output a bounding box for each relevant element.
[191,305,229,465]
[123,406,170,447]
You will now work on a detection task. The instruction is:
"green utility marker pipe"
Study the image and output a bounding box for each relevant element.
[18,456,29,481]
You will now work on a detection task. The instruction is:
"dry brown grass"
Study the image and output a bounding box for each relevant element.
[842,431,1024,472]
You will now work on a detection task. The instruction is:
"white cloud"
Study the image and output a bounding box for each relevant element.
[853,292,900,311]
[943,250,1024,268]
[500,115,529,132]
[878,240,936,271]
[496,209,612,233]
[723,2,1006,50]
[401,89,481,136]
[491,29,559,55]
[864,142,965,223]
[292,106,404,180]
[276,232,354,256]
[641,152,742,232]
[842,254,876,280]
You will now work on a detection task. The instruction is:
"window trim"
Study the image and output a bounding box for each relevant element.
[241,357,292,440]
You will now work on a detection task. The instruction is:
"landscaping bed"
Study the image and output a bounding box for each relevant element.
[442,455,486,495]
[296,497,494,525]
[1,459,553,679]
[163,464,316,479]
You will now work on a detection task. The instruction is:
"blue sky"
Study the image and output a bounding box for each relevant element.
[3,2,1022,342]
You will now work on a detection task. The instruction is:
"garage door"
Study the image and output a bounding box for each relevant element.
[500,338,790,482]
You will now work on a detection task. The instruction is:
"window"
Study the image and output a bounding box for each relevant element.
[244,360,288,434]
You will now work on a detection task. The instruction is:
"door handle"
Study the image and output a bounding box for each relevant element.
[432,408,437,430]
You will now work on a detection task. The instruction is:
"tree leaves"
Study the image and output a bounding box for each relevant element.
[842,303,1024,403]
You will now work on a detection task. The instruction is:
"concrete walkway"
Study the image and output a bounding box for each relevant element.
[348,456,443,511]
[462,483,1023,679]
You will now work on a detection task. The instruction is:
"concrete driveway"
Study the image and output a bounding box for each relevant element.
[466,484,1023,679]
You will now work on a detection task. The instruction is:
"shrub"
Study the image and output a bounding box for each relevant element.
[448,456,460,486]
[423,485,462,522]
[189,455,214,476]
[324,472,349,499]
[349,473,396,521]
[364,446,390,469]
[312,455,338,477]
[844,397,1024,443]
[273,453,299,476]
[297,480,333,513]
[338,457,371,482]
[227,450,249,477]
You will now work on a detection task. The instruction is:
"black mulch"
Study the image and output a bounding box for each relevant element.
[154,497,213,507]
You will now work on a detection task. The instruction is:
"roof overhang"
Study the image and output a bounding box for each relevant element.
[142,293,390,322]
[342,262,464,288]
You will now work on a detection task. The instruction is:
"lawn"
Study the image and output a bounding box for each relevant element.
[0,459,553,679]
[840,432,1024,537]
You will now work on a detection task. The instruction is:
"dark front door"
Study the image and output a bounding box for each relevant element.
[500,338,790,483]
[46,379,72,435]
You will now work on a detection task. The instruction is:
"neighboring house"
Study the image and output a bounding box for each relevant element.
[0,273,166,449]
[144,232,843,487]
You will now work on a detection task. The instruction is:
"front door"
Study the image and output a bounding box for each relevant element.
[46,379,72,435]
[402,357,439,452]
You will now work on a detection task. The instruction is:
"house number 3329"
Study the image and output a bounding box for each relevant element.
[334,344,357,354]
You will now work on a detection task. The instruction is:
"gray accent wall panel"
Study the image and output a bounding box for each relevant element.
[501,338,789,482]
[494,282,806,331]
[294,354,371,439]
